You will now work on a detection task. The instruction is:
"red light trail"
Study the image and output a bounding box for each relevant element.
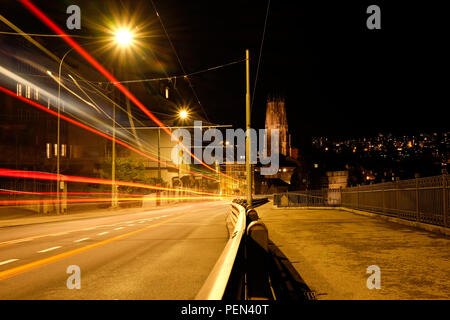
[0,196,228,206]
[0,85,218,182]
[0,168,226,197]
[19,0,240,183]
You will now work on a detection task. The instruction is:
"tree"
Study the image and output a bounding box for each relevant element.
[94,158,149,194]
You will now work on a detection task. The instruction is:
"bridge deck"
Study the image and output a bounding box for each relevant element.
[257,203,450,299]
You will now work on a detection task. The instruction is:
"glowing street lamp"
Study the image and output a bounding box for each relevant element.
[114,29,134,46]
[179,110,189,120]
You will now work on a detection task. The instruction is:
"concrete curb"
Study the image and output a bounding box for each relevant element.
[271,205,450,237]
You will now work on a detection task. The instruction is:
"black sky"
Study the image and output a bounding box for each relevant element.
[2,0,448,149]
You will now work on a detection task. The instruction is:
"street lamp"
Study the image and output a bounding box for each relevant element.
[114,29,134,46]
[52,47,74,214]
[179,109,189,120]
[111,28,135,208]
[51,28,136,211]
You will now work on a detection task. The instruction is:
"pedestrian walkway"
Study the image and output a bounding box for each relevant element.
[257,203,450,299]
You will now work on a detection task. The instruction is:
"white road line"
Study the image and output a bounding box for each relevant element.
[1,238,32,245]
[0,259,19,266]
[114,227,124,230]
[74,238,89,243]
[37,246,61,253]
[97,232,109,236]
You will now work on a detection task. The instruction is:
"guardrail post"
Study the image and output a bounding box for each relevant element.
[443,174,448,227]
[246,208,259,223]
[395,179,399,216]
[246,221,272,300]
[415,177,420,222]
[357,185,360,209]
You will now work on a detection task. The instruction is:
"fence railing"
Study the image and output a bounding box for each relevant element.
[273,188,341,207]
[273,174,449,228]
[341,174,449,227]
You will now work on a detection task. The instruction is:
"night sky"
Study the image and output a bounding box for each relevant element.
[2,0,448,149]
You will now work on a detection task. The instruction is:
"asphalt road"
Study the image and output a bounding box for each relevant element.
[0,201,230,299]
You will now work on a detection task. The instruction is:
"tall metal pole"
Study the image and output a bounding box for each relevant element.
[56,73,61,214]
[157,128,161,181]
[56,48,73,214]
[111,68,117,208]
[246,49,252,206]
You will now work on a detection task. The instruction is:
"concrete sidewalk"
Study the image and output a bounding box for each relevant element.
[257,203,450,300]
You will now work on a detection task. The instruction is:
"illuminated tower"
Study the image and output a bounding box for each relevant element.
[265,97,291,157]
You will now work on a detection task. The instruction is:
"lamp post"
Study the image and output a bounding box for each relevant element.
[51,47,74,214]
[245,49,252,206]
[111,28,134,208]
[51,28,135,210]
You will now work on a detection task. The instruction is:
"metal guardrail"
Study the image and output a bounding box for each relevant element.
[273,189,341,207]
[196,198,315,300]
[195,200,247,300]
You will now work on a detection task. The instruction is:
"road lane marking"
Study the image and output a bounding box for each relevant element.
[0,212,190,281]
[1,238,31,244]
[74,238,89,243]
[37,246,61,253]
[97,232,109,236]
[0,202,218,248]
[114,227,124,230]
[0,259,19,266]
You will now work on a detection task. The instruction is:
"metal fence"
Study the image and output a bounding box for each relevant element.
[341,174,449,227]
[273,174,449,228]
[273,189,341,207]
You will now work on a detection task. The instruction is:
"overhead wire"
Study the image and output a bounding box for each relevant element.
[250,0,271,113]
[149,0,211,123]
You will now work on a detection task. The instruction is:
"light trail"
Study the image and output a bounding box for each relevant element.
[0,84,219,182]
[0,189,145,197]
[0,195,229,206]
[0,168,227,197]
[19,0,240,184]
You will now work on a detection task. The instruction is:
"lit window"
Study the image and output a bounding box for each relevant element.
[165,86,169,99]
[17,83,22,96]
[26,86,31,99]
[54,144,58,157]
[46,143,51,159]
[34,88,39,100]
[61,144,66,157]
